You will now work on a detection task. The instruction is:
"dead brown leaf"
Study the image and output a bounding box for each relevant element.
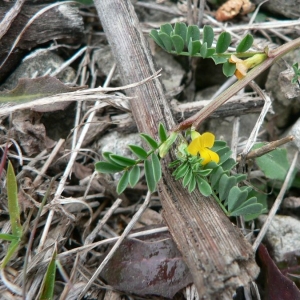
[0,75,87,112]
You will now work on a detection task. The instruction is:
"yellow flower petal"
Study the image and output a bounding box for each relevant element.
[199,148,219,165]
[201,132,215,148]
[187,138,201,156]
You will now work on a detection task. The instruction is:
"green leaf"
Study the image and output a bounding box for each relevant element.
[196,176,212,196]
[6,161,22,237]
[228,186,249,212]
[222,60,236,77]
[102,152,124,166]
[253,143,290,181]
[194,169,212,176]
[158,32,173,52]
[233,174,247,184]
[216,32,231,53]
[95,161,125,174]
[200,42,207,58]
[188,39,201,56]
[149,29,166,50]
[229,203,263,217]
[236,34,254,53]
[221,158,236,171]
[39,248,57,300]
[117,171,129,194]
[211,56,228,65]
[173,161,189,180]
[129,165,140,187]
[174,22,187,43]
[202,25,214,48]
[0,239,19,269]
[210,166,224,189]
[109,154,137,167]
[217,146,232,164]
[128,145,148,160]
[171,34,185,54]
[144,159,156,193]
[183,168,193,187]
[151,153,162,183]
[219,174,237,202]
[211,140,227,151]
[158,123,168,142]
[206,48,216,58]
[188,175,196,193]
[0,233,20,242]
[169,159,181,168]
[160,23,173,35]
[186,25,200,43]
[140,133,159,150]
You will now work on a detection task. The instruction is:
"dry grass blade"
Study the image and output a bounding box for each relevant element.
[78,191,153,299]
[252,151,299,252]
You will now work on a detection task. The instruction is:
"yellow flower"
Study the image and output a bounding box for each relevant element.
[229,53,267,79]
[187,131,219,165]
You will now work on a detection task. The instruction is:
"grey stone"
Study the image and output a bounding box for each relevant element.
[1,49,76,90]
[258,215,300,262]
[265,49,300,128]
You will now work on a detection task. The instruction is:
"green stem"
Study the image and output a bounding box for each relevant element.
[169,50,266,58]
[212,191,228,215]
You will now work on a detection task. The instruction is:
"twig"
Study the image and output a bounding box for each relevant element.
[236,135,294,162]
[252,151,299,252]
[37,63,117,251]
[33,139,65,187]
[240,81,272,156]
[0,1,76,70]
[231,117,240,160]
[78,191,153,299]
[50,46,88,77]
[81,198,123,261]
[0,0,26,40]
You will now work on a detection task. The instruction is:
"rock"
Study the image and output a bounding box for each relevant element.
[253,0,300,19]
[94,45,185,93]
[0,49,76,90]
[265,49,300,128]
[258,215,300,262]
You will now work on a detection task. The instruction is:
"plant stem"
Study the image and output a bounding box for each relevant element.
[212,191,228,215]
